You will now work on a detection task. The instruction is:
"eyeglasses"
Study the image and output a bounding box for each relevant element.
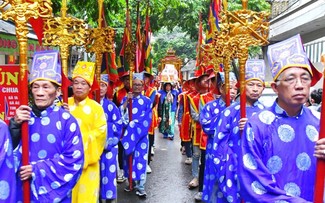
[133,83,143,87]
[276,76,311,85]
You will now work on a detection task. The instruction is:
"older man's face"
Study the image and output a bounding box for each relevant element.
[31,80,60,109]
[72,77,91,101]
[273,67,311,110]
[132,79,144,94]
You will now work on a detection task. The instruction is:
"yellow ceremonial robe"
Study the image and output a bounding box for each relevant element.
[69,97,107,203]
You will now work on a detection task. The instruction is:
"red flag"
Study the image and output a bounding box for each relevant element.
[119,8,132,75]
[26,0,45,45]
[135,16,142,72]
[141,14,152,74]
[195,13,204,68]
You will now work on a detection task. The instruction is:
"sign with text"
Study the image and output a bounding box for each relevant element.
[0,65,20,123]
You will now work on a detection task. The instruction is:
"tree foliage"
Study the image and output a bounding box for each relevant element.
[50,0,271,73]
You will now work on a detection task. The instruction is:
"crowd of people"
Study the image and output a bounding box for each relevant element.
[1,34,325,203]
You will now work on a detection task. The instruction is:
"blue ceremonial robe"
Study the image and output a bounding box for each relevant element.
[0,120,16,203]
[120,95,152,180]
[14,105,84,202]
[100,98,122,200]
[211,101,264,202]
[199,97,227,202]
[238,102,320,202]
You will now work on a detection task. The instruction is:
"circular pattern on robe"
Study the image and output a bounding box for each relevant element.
[70,123,77,132]
[251,181,266,195]
[217,191,224,198]
[40,169,46,177]
[137,127,142,134]
[138,98,144,105]
[50,166,56,173]
[6,158,13,169]
[257,103,264,109]
[232,126,239,134]
[108,104,114,111]
[102,177,108,184]
[41,117,50,126]
[53,198,61,203]
[224,109,231,117]
[213,101,217,107]
[29,117,35,125]
[214,157,221,165]
[227,195,234,203]
[56,121,62,130]
[214,108,219,115]
[218,119,222,127]
[51,181,60,189]
[112,114,117,121]
[73,163,82,170]
[134,151,140,157]
[137,163,143,170]
[62,112,70,120]
[278,124,295,142]
[306,125,318,142]
[143,120,149,128]
[296,152,311,171]
[267,156,282,174]
[284,182,301,197]
[3,139,9,153]
[258,111,275,124]
[243,153,257,170]
[110,164,116,173]
[63,173,73,182]
[235,105,240,110]
[38,150,47,159]
[130,121,135,128]
[0,180,9,200]
[72,150,81,159]
[227,179,233,187]
[38,186,47,195]
[82,105,92,115]
[72,136,80,145]
[141,142,147,150]
[31,133,40,142]
[132,108,138,114]
[130,134,135,141]
[206,105,211,111]
[106,190,113,199]
[246,127,254,142]
[218,132,226,140]
[275,201,289,203]
[106,152,113,159]
[219,175,225,183]
[47,134,56,143]
[124,142,129,150]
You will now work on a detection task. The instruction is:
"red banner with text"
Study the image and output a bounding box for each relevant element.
[0,65,20,123]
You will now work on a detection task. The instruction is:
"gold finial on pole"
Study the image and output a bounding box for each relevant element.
[85,0,115,102]
[43,0,87,102]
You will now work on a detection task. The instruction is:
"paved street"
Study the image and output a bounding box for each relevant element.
[116,126,199,203]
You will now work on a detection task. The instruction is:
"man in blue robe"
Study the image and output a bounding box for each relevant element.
[120,72,152,197]
[9,50,84,202]
[211,60,266,202]
[238,34,323,202]
[200,72,238,202]
[99,74,122,203]
[0,119,16,202]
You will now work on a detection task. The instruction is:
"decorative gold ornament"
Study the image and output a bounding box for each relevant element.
[43,0,87,78]
[84,0,115,98]
[0,0,52,79]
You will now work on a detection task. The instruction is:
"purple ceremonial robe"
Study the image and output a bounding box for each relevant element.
[120,94,152,180]
[0,120,16,203]
[238,102,319,202]
[199,98,227,202]
[100,98,122,200]
[14,105,84,202]
[211,101,264,203]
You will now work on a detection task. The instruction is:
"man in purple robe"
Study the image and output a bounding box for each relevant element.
[0,119,16,202]
[210,60,266,202]
[9,50,84,202]
[120,72,152,198]
[99,74,122,203]
[238,34,323,202]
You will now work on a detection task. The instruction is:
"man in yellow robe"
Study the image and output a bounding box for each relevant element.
[69,61,107,203]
